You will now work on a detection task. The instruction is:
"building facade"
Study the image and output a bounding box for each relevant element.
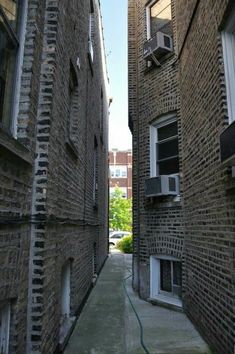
[109,149,132,199]
[0,0,109,353]
[128,0,235,353]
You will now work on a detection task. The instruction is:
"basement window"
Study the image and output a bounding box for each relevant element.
[150,255,182,307]
[221,8,235,124]
[59,260,75,347]
[146,0,172,39]
[0,301,10,354]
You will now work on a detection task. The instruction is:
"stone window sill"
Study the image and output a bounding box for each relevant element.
[0,126,32,165]
[148,295,183,312]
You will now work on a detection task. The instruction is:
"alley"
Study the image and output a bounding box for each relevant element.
[64,253,209,354]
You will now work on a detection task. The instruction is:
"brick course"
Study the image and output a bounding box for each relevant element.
[129,0,235,353]
[0,0,109,353]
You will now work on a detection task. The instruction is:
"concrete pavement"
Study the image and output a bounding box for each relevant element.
[64,252,210,354]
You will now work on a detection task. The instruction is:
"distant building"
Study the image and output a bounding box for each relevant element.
[109,149,132,199]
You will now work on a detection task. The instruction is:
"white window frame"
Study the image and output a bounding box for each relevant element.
[150,255,182,307]
[0,301,11,354]
[150,113,178,177]
[145,0,172,40]
[61,261,71,320]
[0,0,28,137]
[222,10,235,125]
[109,166,127,179]
[12,0,28,137]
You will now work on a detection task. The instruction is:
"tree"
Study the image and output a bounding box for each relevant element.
[109,187,132,232]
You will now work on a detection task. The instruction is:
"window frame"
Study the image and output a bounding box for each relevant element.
[150,113,178,177]
[150,255,182,308]
[0,0,28,136]
[146,0,172,40]
[88,0,95,64]
[93,137,98,208]
[221,10,235,125]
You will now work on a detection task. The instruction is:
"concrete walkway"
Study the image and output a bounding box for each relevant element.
[64,253,210,354]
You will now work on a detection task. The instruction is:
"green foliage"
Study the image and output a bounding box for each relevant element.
[117,235,133,254]
[109,187,132,232]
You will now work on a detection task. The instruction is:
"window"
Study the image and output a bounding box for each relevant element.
[0,0,22,132]
[67,63,78,141]
[109,166,127,178]
[150,113,179,177]
[88,0,94,63]
[150,256,182,307]
[100,89,104,140]
[0,301,10,354]
[222,8,235,124]
[60,262,71,322]
[146,0,172,39]
[93,137,98,207]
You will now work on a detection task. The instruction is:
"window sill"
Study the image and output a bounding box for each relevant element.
[66,138,78,159]
[148,295,183,312]
[0,126,32,165]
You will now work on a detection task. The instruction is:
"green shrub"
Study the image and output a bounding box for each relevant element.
[117,235,133,254]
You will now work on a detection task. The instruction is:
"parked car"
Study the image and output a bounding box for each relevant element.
[109,231,131,247]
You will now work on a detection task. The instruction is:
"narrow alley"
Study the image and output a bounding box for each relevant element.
[64,253,209,354]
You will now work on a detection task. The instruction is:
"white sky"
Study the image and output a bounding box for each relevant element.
[101,0,132,151]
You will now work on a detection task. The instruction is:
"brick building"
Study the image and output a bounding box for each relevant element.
[109,149,132,199]
[0,0,109,353]
[128,0,235,353]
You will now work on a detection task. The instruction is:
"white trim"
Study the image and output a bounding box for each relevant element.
[222,30,235,124]
[146,5,151,39]
[11,0,29,138]
[150,255,182,308]
[221,8,235,125]
[61,262,71,318]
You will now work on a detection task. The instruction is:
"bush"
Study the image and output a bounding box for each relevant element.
[117,235,133,254]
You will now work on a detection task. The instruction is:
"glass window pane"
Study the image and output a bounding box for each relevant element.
[158,157,179,175]
[160,259,172,292]
[150,0,172,37]
[158,138,178,160]
[0,17,17,127]
[158,121,177,141]
[0,0,19,32]
[173,261,182,286]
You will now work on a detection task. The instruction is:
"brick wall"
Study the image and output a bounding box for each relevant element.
[129,0,235,353]
[128,0,183,298]
[176,0,235,352]
[0,0,109,353]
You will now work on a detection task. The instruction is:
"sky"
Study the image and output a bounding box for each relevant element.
[100,0,132,151]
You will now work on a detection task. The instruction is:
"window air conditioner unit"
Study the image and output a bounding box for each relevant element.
[145,175,179,197]
[143,31,173,62]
